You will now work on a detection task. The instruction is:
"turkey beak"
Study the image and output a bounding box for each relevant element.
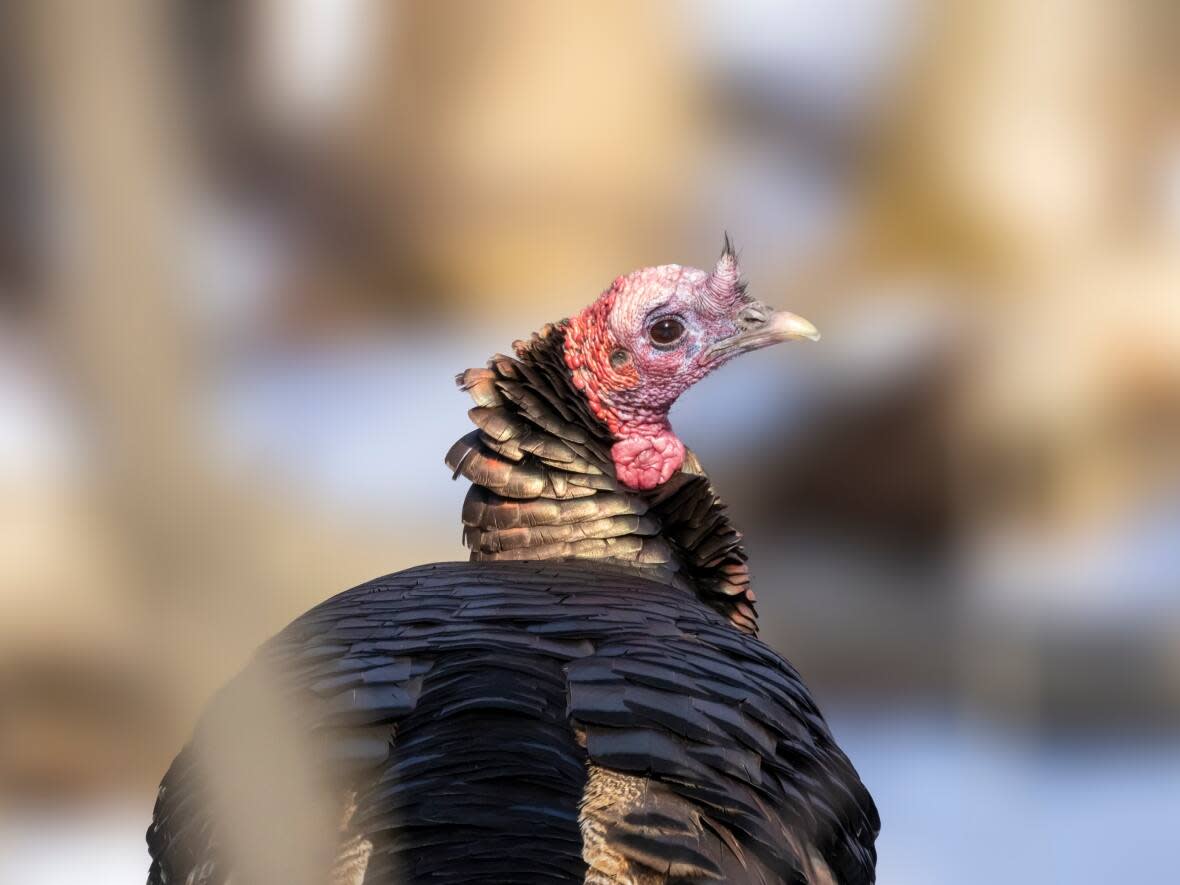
[704,301,820,363]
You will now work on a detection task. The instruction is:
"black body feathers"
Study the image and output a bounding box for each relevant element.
[147,324,878,884]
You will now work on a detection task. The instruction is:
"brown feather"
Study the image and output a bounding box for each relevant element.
[451,325,760,633]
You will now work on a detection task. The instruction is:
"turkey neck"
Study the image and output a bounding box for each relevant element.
[445,323,758,634]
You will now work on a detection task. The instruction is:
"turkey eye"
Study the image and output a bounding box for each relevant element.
[648,317,685,347]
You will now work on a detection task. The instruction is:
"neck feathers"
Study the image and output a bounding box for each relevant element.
[444,324,758,634]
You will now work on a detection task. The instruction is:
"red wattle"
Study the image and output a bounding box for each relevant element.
[611,432,685,490]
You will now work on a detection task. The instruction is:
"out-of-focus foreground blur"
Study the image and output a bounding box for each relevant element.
[1,1,1178,882]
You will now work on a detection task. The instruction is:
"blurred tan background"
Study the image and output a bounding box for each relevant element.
[1,1,1178,882]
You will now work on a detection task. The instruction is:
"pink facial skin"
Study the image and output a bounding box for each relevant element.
[562,253,752,490]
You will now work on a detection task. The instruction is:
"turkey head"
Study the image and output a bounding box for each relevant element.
[562,236,820,489]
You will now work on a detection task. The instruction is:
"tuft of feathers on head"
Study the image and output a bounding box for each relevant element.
[703,232,748,315]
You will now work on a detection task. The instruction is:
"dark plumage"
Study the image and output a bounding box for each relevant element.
[148,248,878,884]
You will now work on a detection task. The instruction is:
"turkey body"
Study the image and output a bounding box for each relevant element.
[148,561,876,885]
[148,302,878,884]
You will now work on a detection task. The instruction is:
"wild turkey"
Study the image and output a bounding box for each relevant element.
[146,240,879,884]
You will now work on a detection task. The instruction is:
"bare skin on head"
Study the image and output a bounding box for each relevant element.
[562,239,820,490]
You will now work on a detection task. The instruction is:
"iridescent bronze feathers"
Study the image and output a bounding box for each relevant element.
[447,323,760,634]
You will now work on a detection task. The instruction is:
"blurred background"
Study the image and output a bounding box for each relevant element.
[1,0,1178,882]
